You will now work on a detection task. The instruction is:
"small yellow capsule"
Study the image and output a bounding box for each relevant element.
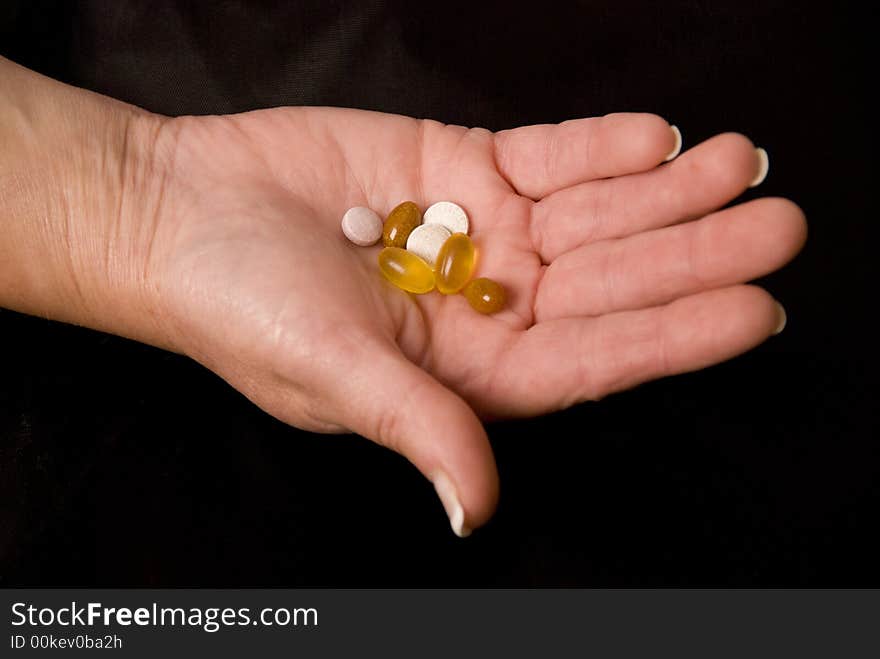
[462,277,506,314]
[378,247,435,294]
[382,201,422,248]
[435,233,476,294]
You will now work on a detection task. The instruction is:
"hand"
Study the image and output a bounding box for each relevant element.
[129,108,804,536]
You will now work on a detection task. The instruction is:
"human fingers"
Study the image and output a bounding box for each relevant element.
[493,113,679,200]
[494,285,785,414]
[534,197,806,321]
[531,132,769,262]
[322,342,499,537]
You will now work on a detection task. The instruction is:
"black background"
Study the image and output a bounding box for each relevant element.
[0,1,874,585]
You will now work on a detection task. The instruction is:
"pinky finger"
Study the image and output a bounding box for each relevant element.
[499,285,786,414]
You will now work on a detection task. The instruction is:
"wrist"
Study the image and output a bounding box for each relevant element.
[0,57,176,350]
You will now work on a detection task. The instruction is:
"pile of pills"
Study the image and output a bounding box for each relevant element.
[341,201,506,314]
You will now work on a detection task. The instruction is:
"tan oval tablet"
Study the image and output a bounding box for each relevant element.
[341,206,383,246]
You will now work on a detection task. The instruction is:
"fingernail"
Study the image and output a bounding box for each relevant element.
[664,125,682,162]
[749,147,769,187]
[773,302,787,335]
[432,470,470,538]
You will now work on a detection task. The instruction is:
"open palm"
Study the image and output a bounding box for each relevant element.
[145,107,805,535]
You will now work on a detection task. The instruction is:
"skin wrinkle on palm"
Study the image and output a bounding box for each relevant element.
[0,57,806,536]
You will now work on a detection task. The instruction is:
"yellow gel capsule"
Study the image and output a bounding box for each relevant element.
[382,201,422,248]
[462,277,506,314]
[435,233,476,294]
[378,247,435,293]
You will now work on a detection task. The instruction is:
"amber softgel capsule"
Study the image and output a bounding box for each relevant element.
[435,233,476,294]
[382,201,422,248]
[378,247,435,294]
[462,277,506,314]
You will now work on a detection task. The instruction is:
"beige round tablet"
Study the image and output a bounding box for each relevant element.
[423,201,469,235]
[406,223,451,267]
[341,206,383,246]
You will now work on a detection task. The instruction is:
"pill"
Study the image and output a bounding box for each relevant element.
[341,206,383,246]
[406,223,451,267]
[383,201,422,248]
[462,277,506,314]
[378,247,435,293]
[435,233,476,294]
[424,201,469,235]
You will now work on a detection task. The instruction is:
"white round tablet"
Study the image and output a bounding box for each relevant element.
[423,201,469,235]
[406,223,451,267]
[341,206,383,246]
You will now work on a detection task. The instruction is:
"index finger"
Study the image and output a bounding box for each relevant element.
[493,113,679,200]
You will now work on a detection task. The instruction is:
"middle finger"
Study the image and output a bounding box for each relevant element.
[534,197,806,322]
[530,132,769,262]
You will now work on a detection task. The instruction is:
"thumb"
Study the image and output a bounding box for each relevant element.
[331,345,499,537]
